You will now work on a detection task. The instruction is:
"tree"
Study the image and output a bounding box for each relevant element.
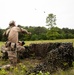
[46,27,60,40]
[0,29,3,41]
[31,34,38,40]
[46,13,56,29]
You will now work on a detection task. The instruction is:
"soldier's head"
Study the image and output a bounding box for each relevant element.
[9,20,16,27]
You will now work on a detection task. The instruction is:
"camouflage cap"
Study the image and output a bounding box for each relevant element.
[9,20,15,26]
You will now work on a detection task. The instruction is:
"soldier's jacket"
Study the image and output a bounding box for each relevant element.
[9,26,30,43]
[3,26,30,43]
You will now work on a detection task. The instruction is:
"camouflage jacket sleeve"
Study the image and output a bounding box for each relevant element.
[21,28,31,34]
[17,27,31,35]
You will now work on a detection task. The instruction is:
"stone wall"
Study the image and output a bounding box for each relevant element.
[26,43,74,74]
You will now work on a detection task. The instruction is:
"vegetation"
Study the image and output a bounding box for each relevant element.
[0,13,74,75]
[0,39,74,75]
[46,13,56,29]
[0,13,74,41]
[1,26,74,41]
[0,62,74,75]
[1,39,74,46]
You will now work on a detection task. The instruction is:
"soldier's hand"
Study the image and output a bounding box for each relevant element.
[28,32,31,35]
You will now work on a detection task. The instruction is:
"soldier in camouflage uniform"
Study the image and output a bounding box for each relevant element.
[2,21,31,66]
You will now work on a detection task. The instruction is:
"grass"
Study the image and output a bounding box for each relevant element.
[25,39,74,46]
[0,39,74,46]
[0,39,74,75]
[0,42,5,47]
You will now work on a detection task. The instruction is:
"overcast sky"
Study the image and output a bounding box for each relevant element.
[0,0,74,29]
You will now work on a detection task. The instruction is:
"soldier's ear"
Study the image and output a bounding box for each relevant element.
[14,43,16,48]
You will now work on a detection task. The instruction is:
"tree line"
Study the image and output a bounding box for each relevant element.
[0,26,74,41]
[0,13,74,41]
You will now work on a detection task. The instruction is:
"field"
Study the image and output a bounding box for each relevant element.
[0,39,74,47]
[0,39,74,75]
[22,39,74,46]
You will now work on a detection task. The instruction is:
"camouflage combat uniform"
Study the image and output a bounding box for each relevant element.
[2,21,31,66]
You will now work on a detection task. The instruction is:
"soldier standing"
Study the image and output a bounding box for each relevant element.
[3,20,31,66]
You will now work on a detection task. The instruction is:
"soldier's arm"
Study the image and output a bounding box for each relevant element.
[21,28,31,35]
[17,26,31,35]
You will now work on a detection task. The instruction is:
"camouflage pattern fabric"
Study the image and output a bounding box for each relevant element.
[1,41,25,66]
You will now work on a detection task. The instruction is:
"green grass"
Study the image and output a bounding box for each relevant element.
[0,42,5,47]
[25,39,74,46]
[1,39,74,46]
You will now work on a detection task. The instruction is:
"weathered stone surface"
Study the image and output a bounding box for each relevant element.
[26,43,74,74]
[27,43,73,58]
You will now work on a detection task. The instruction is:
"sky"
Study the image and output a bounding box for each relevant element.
[0,0,74,29]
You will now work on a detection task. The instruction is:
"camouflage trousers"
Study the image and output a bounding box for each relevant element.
[7,51,18,66]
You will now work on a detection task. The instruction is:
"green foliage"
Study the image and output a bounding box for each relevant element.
[46,27,59,40]
[0,29,2,41]
[0,29,8,41]
[31,34,39,40]
[21,26,48,41]
[36,71,50,75]
[0,69,8,75]
[46,27,64,40]
[11,64,27,75]
[46,13,56,29]
[1,26,74,41]
[0,63,50,75]
[7,63,28,75]
[0,63,74,75]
